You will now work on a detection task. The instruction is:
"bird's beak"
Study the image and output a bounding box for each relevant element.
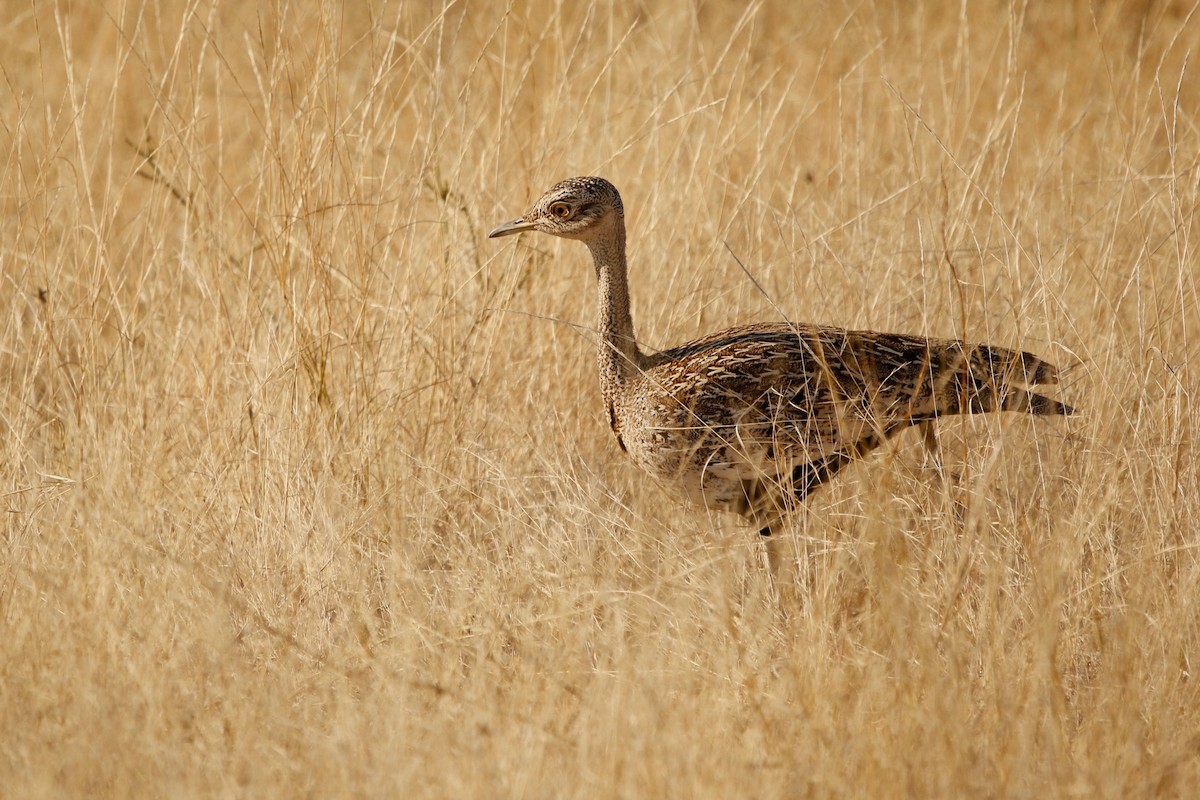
[488,217,537,238]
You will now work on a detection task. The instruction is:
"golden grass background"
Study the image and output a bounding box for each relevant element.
[2,0,1198,796]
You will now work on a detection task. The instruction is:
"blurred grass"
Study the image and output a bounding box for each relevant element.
[1,1,1198,796]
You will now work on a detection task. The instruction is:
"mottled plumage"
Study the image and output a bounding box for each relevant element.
[489,177,1073,542]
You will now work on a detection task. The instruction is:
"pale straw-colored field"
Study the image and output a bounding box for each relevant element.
[2,1,1197,796]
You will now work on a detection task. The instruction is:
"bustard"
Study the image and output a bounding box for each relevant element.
[489,177,1073,567]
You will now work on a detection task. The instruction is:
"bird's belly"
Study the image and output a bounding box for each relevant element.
[620,417,824,516]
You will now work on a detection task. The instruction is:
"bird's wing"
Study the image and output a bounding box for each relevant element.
[646,322,1065,466]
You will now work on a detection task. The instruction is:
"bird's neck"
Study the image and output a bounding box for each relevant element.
[586,219,643,408]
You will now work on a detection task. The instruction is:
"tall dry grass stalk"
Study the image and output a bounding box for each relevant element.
[1,1,1197,796]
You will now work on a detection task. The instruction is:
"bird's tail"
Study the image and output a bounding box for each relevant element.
[945,343,1075,417]
[1000,388,1076,416]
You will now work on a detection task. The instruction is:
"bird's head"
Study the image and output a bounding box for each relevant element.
[488,177,624,242]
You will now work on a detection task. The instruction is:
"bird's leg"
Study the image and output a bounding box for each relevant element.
[760,526,805,618]
[760,528,786,617]
[919,420,943,472]
[760,526,783,581]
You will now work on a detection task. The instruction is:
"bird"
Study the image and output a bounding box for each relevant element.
[488,177,1073,572]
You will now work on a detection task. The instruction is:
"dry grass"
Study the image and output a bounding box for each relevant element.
[2,1,1198,796]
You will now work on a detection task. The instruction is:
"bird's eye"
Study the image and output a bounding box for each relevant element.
[549,202,573,219]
